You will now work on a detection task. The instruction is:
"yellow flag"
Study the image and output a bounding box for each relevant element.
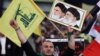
[16,0,45,38]
[0,0,45,46]
[0,0,21,46]
[34,25,42,36]
[29,0,43,36]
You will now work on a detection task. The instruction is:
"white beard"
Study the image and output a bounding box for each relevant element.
[51,14,60,19]
[62,16,73,24]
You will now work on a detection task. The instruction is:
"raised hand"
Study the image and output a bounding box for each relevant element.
[10,19,19,30]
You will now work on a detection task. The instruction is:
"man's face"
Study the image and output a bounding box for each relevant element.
[65,11,75,20]
[42,41,54,56]
[53,6,64,17]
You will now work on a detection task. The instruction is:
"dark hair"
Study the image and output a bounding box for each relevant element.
[55,3,67,13]
[41,39,54,46]
[67,7,80,20]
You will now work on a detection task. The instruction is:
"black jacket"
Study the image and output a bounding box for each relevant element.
[0,38,23,56]
[22,42,74,56]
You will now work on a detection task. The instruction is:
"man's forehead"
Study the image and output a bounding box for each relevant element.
[66,11,74,17]
[54,7,62,10]
[42,41,54,46]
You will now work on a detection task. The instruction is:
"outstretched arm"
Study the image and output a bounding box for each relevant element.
[67,26,75,50]
[62,26,75,56]
[10,19,38,56]
[10,20,27,44]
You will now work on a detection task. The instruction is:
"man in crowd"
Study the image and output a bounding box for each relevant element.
[0,19,75,56]
[38,26,75,56]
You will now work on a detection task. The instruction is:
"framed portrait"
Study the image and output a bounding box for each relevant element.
[48,0,87,31]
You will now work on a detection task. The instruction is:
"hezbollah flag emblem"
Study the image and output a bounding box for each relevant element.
[0,0,45,46]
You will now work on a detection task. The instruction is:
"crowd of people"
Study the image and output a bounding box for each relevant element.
[0,0,100,56]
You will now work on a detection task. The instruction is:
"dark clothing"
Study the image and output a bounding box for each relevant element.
[0,38,23,56]
[64,0,99,8]
[0,0,3,17]
[22,41,38,56]
[22,41,74,56]
[64,0,82,8]
[0,38,37,56]
[62,47,74,56]
[74,25,79,28]
[0,38,74,56]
